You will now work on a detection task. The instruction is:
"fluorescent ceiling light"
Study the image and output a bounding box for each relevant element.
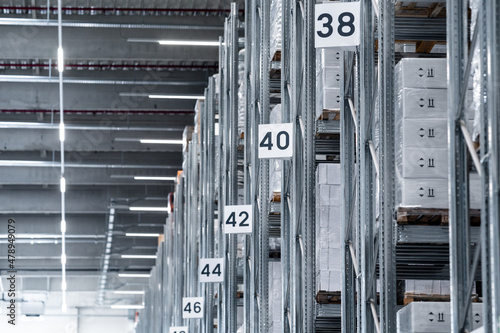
[118,273,150,278]
[139,139,183,144]
[133,176,176,181]
[113,291,145,295]
[121,254,157,259]
[60,220,66,233]
[59,123,65,142]
[125,233,161,237]
[60,176,66,193]
[148,94,204,100]
[158,40,219,46]
[129,207,169,212]
[58,47,64,72]
[110,305,145,310]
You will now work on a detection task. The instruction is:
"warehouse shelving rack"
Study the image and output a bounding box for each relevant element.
[135,1,500,333]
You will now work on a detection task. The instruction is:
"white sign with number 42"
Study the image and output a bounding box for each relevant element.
[182,297,203,319]
[224,205,252,234]
[169,327,188,333]
[315,2,360,49]
[199,258,224,283]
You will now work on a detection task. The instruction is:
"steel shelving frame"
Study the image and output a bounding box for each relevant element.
[137,1,500,333]
[448,0,500,332]
[341,0,397,332]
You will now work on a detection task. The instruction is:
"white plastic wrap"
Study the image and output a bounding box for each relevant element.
[405,280,452,296]
[395,58,449,89]
[269,104,282,200]
[396,175,481,209]
[316,163,342,291]
[470,0,482,141]
[268,261,282,332]
[238,49,246,136]
[270,0,282,60]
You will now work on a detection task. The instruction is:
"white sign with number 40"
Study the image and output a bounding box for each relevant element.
[224,205,252,234]
[182,297,203,319]
[258,123,294,159]
[169,327,188,333]
[315,2,360,49]
[199,258,224,283]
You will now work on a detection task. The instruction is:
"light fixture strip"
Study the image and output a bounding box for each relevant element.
[57,0,66,312]
[139,139,183,145]
[118,273,151,278]
[129,207,169,212]
[133,176,177,181]
[148,94,204,100]
[121,254,157,259]
[97,207,115,305]
[125,233,161,237]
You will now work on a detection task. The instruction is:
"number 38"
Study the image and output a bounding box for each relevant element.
[317,12,355,38]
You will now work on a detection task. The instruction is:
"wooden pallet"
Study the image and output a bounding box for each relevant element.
[397,207,481,226]
[272,50,281,62]
[316,291,341,304]
[404,293,480,306]
[318,110,340,121]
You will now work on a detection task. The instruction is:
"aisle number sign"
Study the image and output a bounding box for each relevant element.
[315,2,360,49]
[169,327,188,333]
[224,205,252,234]
[199,258,224,283]
[182,297,204,318]
[258,123,294,159]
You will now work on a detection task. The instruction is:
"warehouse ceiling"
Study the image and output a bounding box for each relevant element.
[0,0,243,314]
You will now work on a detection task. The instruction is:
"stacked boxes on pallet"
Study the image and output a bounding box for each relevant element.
[316,163,342,292]
[395,58,479,208]
[316,49,342,119]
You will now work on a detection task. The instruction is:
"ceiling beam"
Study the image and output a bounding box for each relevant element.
[0,25,222,61]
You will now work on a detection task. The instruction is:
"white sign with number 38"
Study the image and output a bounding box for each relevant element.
[315,2,360,49]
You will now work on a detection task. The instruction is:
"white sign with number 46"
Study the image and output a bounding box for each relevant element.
[199,258,224,283]
[315,2,360,49]
[182,297,203,319]
[169,327,188,333]
[224,205,252,234]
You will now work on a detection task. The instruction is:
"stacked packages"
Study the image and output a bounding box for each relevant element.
[268,262,282,332]
[270,0,282,60]
[316,49,342,119]
[395,58,480,208]
[316,163,342,292]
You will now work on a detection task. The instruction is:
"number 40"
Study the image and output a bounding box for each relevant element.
[259,131,290,151]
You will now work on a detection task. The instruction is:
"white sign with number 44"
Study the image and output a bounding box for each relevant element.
[199,258,224,283]
[315,2,360,49]
[224,205,252,234]
[182,297,203,319]
[169,327,188,333]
